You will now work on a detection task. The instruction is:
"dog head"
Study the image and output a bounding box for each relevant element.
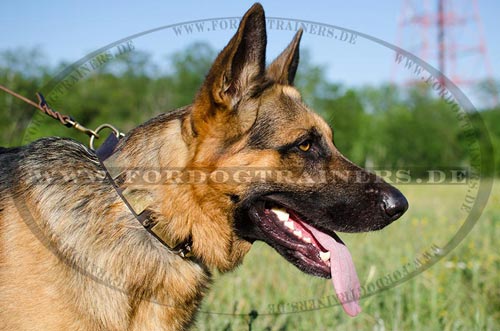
[184,1,408,282]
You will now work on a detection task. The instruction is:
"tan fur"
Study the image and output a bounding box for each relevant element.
[282,85,302,100]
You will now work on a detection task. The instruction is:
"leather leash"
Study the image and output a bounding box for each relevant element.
[0,84,192,258]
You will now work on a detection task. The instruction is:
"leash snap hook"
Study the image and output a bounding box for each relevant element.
[89,123,125,150]
[66,118,100,138]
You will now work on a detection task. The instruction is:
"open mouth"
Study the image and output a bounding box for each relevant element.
[249,200,362,317]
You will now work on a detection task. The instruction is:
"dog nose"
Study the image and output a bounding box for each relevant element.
[380,187,408,220]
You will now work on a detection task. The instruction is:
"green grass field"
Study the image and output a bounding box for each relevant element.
[194,181,500,331]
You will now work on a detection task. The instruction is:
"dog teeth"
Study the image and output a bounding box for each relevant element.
[303,237,312,244]
[320,251,331,262]
[271,208,289,222]
[284,221,295,230]
[293,230,303,238]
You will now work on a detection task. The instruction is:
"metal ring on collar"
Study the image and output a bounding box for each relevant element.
[89,124,124,150]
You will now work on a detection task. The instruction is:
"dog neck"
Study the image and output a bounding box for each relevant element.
[101,108,251,272]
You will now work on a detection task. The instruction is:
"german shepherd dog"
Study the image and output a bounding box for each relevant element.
[0,3,408,330]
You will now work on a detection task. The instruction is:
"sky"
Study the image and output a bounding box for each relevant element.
[1,0,499,107]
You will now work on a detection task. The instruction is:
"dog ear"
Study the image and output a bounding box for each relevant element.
[192,3,267,137]
[267,29,303,85]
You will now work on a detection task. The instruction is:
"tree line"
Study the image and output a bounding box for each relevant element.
[0,43,498,176]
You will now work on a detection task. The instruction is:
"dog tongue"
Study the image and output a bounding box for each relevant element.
[302,223,361,317]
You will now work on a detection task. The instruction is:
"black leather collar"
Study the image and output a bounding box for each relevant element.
[96,133,193,258]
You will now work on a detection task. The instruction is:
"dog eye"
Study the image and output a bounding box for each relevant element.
[298,140,312,152]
